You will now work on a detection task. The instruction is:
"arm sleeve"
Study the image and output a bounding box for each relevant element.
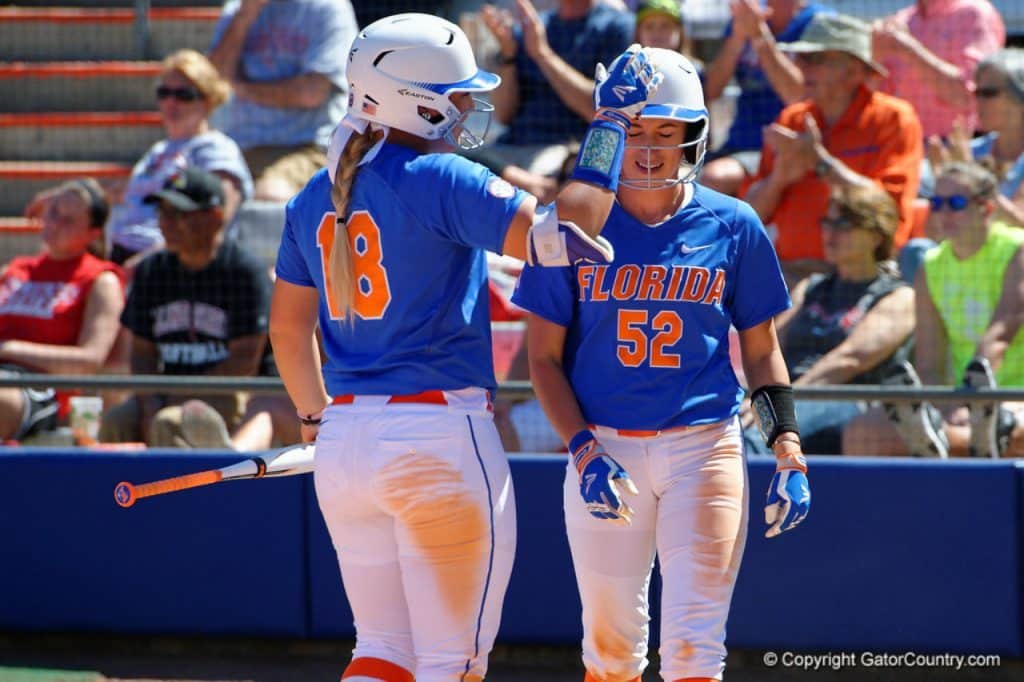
[510,262,576,327]
[728,201,791,330]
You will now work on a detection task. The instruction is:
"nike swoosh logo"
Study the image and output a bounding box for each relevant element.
[680,243,712,254]
[612,84,636,101]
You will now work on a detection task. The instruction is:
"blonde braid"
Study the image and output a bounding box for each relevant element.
[328,127,382,321]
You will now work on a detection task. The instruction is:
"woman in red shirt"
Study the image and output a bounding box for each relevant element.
[0,179,125,441]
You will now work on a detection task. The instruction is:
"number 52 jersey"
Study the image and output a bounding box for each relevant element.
[275,143,527,398]
[512,184,790,431]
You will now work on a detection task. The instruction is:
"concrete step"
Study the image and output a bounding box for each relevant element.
[0,61,161,112]
[0,161,132,216]
[0,218,43,267]
[0,7,219,61]
[0,112,163,162]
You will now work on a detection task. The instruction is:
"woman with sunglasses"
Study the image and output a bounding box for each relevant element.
[742,183,913,456]
[845,161,1024,458]
[1,179,125,442]
[927,48,1024,227]
[270,14,659,679]
[103,49,253,265]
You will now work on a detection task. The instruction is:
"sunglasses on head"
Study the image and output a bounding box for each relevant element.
[930,194,978,212]
[156,85,203,102]
[974,86,1004,99]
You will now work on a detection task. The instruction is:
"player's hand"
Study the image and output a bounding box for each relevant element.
[593,45,663,125]
[571,430,639,526]
[765,450,810,538]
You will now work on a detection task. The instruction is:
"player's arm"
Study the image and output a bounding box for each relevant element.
[527,312,637,525]
[502,45,662,266]
[739,317,810,538]
[268,279,328,441]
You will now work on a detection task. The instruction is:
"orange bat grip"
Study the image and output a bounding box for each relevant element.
[132,470,224,500]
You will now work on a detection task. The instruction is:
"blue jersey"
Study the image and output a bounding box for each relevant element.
[512,185,789,430]
[275,143,527,397]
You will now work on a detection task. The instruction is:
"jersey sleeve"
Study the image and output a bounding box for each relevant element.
[510,262,576,327]
[274,202,316,288]
[419,155,528,254]
[728,200,791,330]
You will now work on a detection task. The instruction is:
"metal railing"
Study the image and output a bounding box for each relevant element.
[2,374,1024,403]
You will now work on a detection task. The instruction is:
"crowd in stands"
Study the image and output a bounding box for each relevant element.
[3,0,1024,457]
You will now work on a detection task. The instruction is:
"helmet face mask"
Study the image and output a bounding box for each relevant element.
[619,48,709,191]
[347,13,499,149]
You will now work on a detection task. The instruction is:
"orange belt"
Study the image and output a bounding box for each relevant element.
[590,424,687,438]
[332,390,449,406]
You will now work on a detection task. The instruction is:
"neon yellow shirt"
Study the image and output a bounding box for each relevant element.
[923,221,1024,385]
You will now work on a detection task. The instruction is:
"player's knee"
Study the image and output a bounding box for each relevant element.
[341,656,413,681]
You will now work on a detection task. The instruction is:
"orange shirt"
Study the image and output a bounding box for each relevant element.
[750,85,923,262]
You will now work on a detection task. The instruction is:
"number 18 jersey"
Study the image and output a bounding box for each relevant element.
[275,143,527,398]
[512,184,790,430]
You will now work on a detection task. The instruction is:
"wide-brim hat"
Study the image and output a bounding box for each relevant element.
[778,13,888,77]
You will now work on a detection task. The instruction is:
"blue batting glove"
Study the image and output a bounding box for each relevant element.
[765,451,810,538]
[593,44,664,124]
[570,430,639,526]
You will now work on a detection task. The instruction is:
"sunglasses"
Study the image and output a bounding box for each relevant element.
[929,194,978,212]
[820,215,859,232]
[975,86,1004,99]
[156,85,203,102]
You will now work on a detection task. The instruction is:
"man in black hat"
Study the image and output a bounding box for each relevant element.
[99,167,271,448]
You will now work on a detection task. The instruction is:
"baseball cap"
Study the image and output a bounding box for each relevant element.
[144,166,224,212]
[777,13,888,77]
[637,0,682,25]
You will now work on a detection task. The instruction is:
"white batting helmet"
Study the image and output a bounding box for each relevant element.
[347,13,499,149]
[623,48,709,189]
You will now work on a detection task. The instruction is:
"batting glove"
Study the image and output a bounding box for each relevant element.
[525,205,615,267]
[570,429,639,526]
[593,44,664,126]
[765,450,810,538]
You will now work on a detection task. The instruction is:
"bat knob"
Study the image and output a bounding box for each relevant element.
[114,481,136,508]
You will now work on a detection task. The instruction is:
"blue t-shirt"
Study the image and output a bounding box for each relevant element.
[499,5,634,146]
[512,185,790,430]
[209,0,357,148]
[971,133,1024,200]
[721,2,830,153]
[275,144,527,397]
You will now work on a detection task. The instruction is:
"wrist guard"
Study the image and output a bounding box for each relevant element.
[570,116,627,192]
[751,384,799,448]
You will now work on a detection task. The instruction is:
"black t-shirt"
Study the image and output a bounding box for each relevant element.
[783,271,910,385]
[121,239,271,375]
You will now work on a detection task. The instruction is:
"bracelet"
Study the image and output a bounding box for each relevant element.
[297,407,325,426]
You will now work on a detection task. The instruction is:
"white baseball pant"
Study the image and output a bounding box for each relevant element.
[314,388,516,681]
[565,417,748,682]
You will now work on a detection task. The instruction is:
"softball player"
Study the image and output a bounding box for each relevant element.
[512,48,811,682]
[269,14,660,681]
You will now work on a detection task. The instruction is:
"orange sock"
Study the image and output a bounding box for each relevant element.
[583,674,640,682]
[671,678,716,681]
[341,656,414,682]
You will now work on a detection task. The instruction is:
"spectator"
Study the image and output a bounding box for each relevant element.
[0,180,125,442]
[208,0,358,202]
[744,13,923,286]
[872,0,1004,141]
[98,168,271,448]
[743,183,913,455]
[634,0,691,55]
[928,49,1024,226]
[96,49,252,267]
[844,162,1024,458]
[701,0,830,196]
[475,0,633,189]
